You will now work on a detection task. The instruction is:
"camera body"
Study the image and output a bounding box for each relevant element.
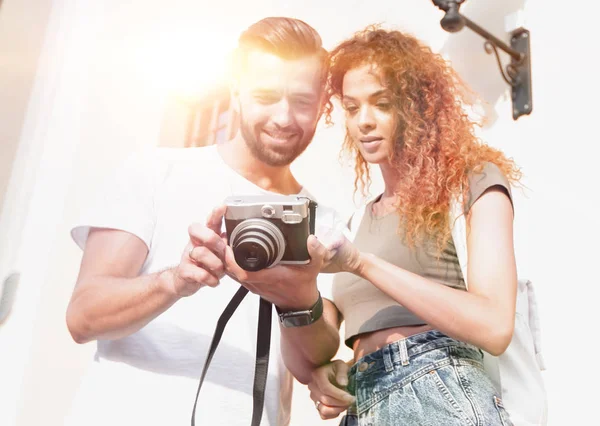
[224,195,316,271]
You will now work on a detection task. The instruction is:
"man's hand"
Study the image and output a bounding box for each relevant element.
[167,206,228,297]
[308,360,355,420]
[224,234,327,311]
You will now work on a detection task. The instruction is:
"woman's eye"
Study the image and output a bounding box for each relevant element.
[344,105,358,113]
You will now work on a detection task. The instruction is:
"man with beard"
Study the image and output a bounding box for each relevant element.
[66,17,343,426]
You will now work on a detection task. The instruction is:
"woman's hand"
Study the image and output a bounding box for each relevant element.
[308,360,355,420]
[320,231,363,275]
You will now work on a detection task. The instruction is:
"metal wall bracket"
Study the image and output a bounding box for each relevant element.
[509,28,532,120]
[432,1,533,120]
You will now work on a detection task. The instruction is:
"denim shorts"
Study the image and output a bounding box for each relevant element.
[338,330,513,426]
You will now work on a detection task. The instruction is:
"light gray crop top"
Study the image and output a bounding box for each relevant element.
[332,162,513,347]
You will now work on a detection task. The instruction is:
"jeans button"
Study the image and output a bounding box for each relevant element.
[358,362,369,372]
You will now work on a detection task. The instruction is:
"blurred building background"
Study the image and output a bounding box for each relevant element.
[1,0,598,425]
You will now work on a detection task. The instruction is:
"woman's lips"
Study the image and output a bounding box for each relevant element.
[360,137,383,153]
[360,136,383,143]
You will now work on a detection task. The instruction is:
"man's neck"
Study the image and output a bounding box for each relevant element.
[217,136,302,195]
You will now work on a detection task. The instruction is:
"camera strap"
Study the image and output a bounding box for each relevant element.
[191,284,273,426]
[191,197,317,424]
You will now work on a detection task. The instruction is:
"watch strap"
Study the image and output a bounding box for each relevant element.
[276,292,323,328]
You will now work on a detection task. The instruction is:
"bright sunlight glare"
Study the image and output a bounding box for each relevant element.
[133,27,236,103]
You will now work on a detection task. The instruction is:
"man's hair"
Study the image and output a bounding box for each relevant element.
[238,17,324,59]
[234,17,328,87]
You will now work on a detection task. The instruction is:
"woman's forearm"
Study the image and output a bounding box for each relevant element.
[357,253,515,355]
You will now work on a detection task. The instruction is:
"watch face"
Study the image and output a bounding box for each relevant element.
[281,312,313,328]
[278,294,323,328]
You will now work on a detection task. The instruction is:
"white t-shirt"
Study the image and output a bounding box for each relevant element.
[68,145,342,426]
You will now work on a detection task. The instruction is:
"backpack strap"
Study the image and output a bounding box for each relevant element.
[348,195,379,242]
[449,195,469,288]
[523,279,546,370]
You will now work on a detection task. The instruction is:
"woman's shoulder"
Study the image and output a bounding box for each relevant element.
[468,161,508,181]
[466,162,513,213]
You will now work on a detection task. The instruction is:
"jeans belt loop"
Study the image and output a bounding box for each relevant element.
[399,338,410,366]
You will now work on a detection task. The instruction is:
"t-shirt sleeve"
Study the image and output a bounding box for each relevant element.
[70,149,164,251]
[466,162,513,214]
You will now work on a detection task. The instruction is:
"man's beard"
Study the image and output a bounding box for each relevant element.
[239,112,314,167]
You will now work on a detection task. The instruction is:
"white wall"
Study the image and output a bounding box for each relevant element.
[0,0,52,211]
[0,0,93,424]
[0,0,598,425]
[475,2,600,424]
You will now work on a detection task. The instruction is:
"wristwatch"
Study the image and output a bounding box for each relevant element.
[276,293,323,328]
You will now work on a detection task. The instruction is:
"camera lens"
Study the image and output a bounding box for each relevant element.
[229,219,285,271]
[234,240,268,271]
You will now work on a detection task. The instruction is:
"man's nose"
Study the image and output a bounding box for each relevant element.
[358,106,375,133]
[271,98,294,128]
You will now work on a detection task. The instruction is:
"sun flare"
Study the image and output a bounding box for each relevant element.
[134,27,236,103]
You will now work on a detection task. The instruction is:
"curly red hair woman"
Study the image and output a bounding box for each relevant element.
[304,28,522,425]
[330,26,521,252]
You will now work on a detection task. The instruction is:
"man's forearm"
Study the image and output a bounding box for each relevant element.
[66,269,180,343]
[280,305,341,384]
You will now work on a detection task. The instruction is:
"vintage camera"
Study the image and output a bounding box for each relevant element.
[224,195,317,272]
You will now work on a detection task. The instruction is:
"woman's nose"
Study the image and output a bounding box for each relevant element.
[357,106,375,133]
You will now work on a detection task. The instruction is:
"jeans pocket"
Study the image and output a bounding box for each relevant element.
[493,396,514,426]
[428,369,477,426]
